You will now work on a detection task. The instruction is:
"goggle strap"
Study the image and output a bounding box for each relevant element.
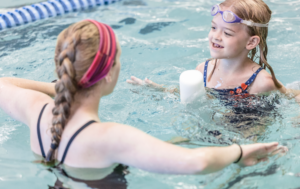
[241,20,269,28]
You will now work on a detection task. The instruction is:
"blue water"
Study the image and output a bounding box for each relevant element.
[0,0,300,188]
[0,1,43,8]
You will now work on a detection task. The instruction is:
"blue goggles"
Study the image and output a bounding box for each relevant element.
[211,4,269,27]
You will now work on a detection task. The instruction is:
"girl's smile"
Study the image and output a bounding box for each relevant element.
[212,42,224,49]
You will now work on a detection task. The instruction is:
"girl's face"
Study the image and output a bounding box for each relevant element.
[208,7,251,59]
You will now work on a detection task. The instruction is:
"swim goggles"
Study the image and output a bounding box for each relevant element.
[211,4,269,27]
[78,19,117,88]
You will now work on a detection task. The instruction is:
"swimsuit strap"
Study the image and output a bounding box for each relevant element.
[60,120,97,164]
[37,103,48,158]
[242,67,263,91]
[204,62,263,95]
[230,67,263,94]
[203,60,210,87]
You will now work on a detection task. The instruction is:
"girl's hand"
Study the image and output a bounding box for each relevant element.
[126,76,153,85]
[127,76,174,93]
[238,143,288,167]
[296,94,300,106]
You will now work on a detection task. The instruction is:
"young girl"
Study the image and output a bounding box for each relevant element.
[127,0,300,142]
[127,0,300,99]
[0,19,285,186]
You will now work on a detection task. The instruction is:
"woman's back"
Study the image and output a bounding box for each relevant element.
[31,102,125,180]
[32,101,117,165]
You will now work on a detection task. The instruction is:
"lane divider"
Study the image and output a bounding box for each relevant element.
[0,0,120,30]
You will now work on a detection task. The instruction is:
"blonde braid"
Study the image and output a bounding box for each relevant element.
[45,21,101,162]
[46,35,79,162]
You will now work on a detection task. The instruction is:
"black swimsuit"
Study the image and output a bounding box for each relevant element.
[37,104,128,189]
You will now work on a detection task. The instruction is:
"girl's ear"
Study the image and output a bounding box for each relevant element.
[246,36,260,50]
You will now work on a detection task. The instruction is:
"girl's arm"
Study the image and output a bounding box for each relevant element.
[0,77,56,97]
[127,76,164,89]
[104,123,285,174]
[296,94,300,105]
[126,62,206,94]
[250,72,300,101]
[282,87,300,99]
[278,84,300,106]
[126,61,206,93]
[0,78,53,126]
[126,76,178,93]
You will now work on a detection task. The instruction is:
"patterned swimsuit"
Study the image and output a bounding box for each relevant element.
[202,60,279,140]
[203,60,263,96]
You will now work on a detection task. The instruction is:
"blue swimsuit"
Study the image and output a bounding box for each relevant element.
[203,60,263,96]
[201,60,280,138]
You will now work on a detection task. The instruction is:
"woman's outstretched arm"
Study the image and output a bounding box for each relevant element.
[0,77,56,97]
[102,123,285,175]
[0,78,53,126]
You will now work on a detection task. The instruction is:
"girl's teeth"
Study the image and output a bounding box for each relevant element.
[214,43,222,48]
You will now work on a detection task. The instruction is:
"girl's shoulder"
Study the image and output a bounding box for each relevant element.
[195,62,205,74]
[196,59,214,74]
[249,68,277,94]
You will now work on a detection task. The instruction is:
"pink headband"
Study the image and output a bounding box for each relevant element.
[78,19,117,88]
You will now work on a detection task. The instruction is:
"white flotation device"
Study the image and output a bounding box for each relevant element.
[180,70,205,103]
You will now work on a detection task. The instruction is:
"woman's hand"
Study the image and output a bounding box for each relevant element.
[238,142,288,167]
[126,76,153,85]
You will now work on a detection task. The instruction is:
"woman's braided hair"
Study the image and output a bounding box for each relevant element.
[46,21,100,162]
[209,0,282,88]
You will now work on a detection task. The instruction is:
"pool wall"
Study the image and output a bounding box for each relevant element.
[0,0,121,30]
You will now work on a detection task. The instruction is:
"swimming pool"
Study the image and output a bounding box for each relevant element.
[0,1,43,9]
[0,0,300,188]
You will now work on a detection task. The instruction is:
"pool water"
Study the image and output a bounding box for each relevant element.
[0,0,300,188]
[0,1,43,9]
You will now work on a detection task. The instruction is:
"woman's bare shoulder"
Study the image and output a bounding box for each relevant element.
[90,122,147,143]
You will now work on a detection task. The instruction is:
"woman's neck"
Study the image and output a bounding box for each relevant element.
[69,89,103,122]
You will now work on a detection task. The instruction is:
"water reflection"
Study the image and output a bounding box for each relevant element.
[172,90,284,145]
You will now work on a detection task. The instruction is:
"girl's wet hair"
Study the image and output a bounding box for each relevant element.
[46,21,103,162]
[210,0,282,88]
